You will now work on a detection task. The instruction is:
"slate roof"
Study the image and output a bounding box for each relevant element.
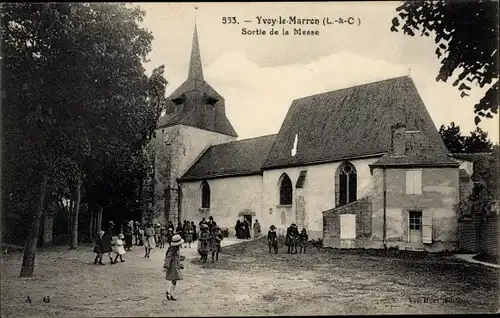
[370,130,459,167]
[179,134,277,181]
[261,76,450,169]
[156,25,238,137]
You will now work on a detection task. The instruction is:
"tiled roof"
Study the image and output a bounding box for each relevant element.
[179,134,277,181]
[370,130,459,167]
[261,76,450,169]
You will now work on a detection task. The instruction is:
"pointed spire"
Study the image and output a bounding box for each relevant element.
[188,22,204,80]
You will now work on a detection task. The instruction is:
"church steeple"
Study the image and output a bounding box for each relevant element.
[188,23,204,81]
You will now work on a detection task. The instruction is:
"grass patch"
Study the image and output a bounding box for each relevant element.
[473,252,499,265]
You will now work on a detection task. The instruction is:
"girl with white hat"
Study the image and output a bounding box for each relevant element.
[163,234,185,301]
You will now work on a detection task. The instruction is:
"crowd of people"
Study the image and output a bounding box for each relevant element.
[267,223,309,254]
[92,219,200,265]
[92,216,310,301]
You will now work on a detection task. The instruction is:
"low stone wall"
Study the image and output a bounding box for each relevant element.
[323,196,372,248]
[482,216,499,257]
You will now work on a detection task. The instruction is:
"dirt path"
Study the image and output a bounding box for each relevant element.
[1,238,498,316]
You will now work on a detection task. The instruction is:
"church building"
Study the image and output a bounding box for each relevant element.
[146,25,475,252]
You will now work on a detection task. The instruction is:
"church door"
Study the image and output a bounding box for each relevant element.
[243,215,252,229]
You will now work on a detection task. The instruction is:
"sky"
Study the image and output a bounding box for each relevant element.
[137,2,499,143]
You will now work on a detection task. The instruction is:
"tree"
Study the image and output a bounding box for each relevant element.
[391,1,499,124]
[439,122,493,153]
[1,3,167,276]
[438,122,465,153]
[463,127,494,153]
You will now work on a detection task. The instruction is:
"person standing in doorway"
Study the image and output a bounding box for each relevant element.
[164,234,185,301]
[243,219,251,239]
[253,219,261,239]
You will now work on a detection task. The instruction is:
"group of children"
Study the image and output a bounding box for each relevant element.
[93,219,198,265]
[93,231,127,265]
[196,218,224,263]
[267,223,309,254]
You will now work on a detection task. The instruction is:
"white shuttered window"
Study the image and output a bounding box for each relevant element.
[405,169,422,195]
[422,210,433,244]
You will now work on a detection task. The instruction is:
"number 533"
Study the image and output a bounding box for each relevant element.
[222,17,238,24]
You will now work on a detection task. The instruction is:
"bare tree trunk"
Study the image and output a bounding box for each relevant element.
[20,173,49,277]
[97,206,103,233]
[89,208,95,241]
[68,196,74,240]
[69,176,82,249]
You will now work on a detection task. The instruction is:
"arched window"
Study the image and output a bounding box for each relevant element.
[279,173,293,205]
[201,181,210,208]
[335,161,357,207]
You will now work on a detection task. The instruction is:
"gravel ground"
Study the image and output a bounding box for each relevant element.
[1,237,498,316]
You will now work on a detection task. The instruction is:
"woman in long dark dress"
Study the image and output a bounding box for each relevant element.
[191,221,197,242]
[176,222,184,248]
[235,220,241,239]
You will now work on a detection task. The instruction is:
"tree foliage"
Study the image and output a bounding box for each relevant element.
[439,122,493,153]
[391,0,499,124]
[1,3,167,276]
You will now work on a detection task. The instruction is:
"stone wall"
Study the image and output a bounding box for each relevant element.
[152,125,236,225]
[262,157,381,239]
[371,167,459,252]
[323,196,372,248]
[481,216,499,257]
[180,175,263,236]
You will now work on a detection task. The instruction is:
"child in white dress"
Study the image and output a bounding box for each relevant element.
[113,233,126,263]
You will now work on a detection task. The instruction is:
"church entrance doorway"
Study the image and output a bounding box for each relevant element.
[239,209,255,236]
[243,215,252,229]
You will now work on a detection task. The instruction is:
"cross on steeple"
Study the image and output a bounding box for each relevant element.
[188,6,203,80]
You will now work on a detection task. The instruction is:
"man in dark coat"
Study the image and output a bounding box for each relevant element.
[235,220,241,239]
[243,219,251,239]
[191,221,197,242]
[286,224,300,253]
[134,221,141,245]
[123,222,133,251]
[208,216,214,230]
[101,231,115,264]
[176,222,184,245]
[167,221,175,232]
[267,225,278,254]
[199,217,207,227]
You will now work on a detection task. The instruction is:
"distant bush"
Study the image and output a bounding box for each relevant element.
[221,228,229,238]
